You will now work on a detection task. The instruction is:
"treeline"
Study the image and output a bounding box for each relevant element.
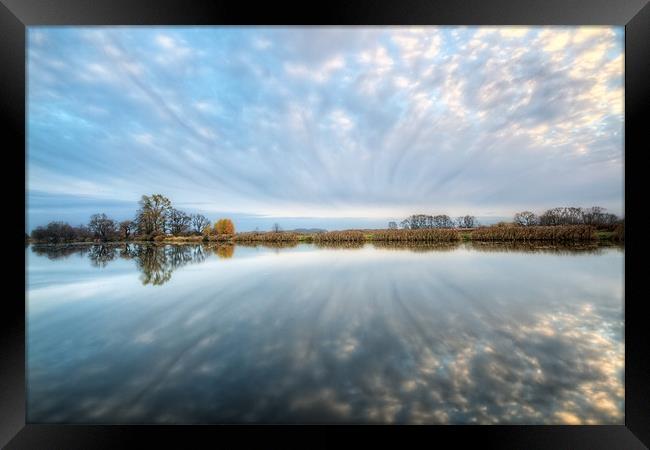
[389,214,475,230]
[512,206,621,228]
[390,206,622,230]
[29,197,624,244]
[29,193,235,243]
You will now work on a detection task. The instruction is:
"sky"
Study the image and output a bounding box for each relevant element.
[27,26,624,231]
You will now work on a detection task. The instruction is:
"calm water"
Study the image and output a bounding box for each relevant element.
[26,242,624,424]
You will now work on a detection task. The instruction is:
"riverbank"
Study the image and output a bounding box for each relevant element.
[27,225,623,245]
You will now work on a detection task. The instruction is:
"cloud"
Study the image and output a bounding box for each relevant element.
[27,26,624,230]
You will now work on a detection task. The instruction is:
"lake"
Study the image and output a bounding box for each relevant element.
[26,242,624,424]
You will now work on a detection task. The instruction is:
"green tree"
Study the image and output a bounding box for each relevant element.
[136,194,172,236]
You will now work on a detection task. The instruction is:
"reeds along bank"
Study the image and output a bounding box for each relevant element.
[469,225,597,242]
[371,229,461,242]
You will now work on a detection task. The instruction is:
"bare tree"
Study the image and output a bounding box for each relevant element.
[31,222,77,243]
[513,211,538,227]
[581,206,618,226]
[271,223,282,233]
[88,213,117,241]
[565,207,584,224]
[539,208,563,226]
[190,214,210,234]
[119,220,135,240]
[405,214,435,229]
[167,209,191,235]
[433,214,454,228]
[456,215,476,228]
[388,221,397,230]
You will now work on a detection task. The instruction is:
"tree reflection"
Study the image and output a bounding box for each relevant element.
[235,241,299,250]
[134,244,208,286]
[30,243,211,286]
[467,241,618,255]
[134,245,173,286]
[31,244,90,260]
[29,241,622,288]
[88,245,118,268]
[315,241,365,250]
[371,241,620,255]
[214,245,234,259]
[372,241,459,252]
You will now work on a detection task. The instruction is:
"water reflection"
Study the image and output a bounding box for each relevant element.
[88,245,117,268]
[236,241,299,250]
[31,243,91,260]
[214,244,235,259]
[467,241,614,255]
[30,242,622,287]
[32,243,213,286]
[26,243,624,424]
[371,241,460,253]
[315,241,365,250]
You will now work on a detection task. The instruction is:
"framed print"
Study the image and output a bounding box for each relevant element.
[2,0,649,447]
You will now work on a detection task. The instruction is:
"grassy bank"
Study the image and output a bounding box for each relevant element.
[27,224,624,245]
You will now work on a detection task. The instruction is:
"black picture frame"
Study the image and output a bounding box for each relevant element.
[2,0,648,447]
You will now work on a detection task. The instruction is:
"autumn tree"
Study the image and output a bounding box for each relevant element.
[88,213,117,241]
[136,194,172,236]
[214,218,235,235]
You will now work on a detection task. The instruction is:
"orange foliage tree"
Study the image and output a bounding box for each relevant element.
[214,218,235,235]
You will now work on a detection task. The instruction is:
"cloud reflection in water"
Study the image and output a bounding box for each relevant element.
[26,242,623,424]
